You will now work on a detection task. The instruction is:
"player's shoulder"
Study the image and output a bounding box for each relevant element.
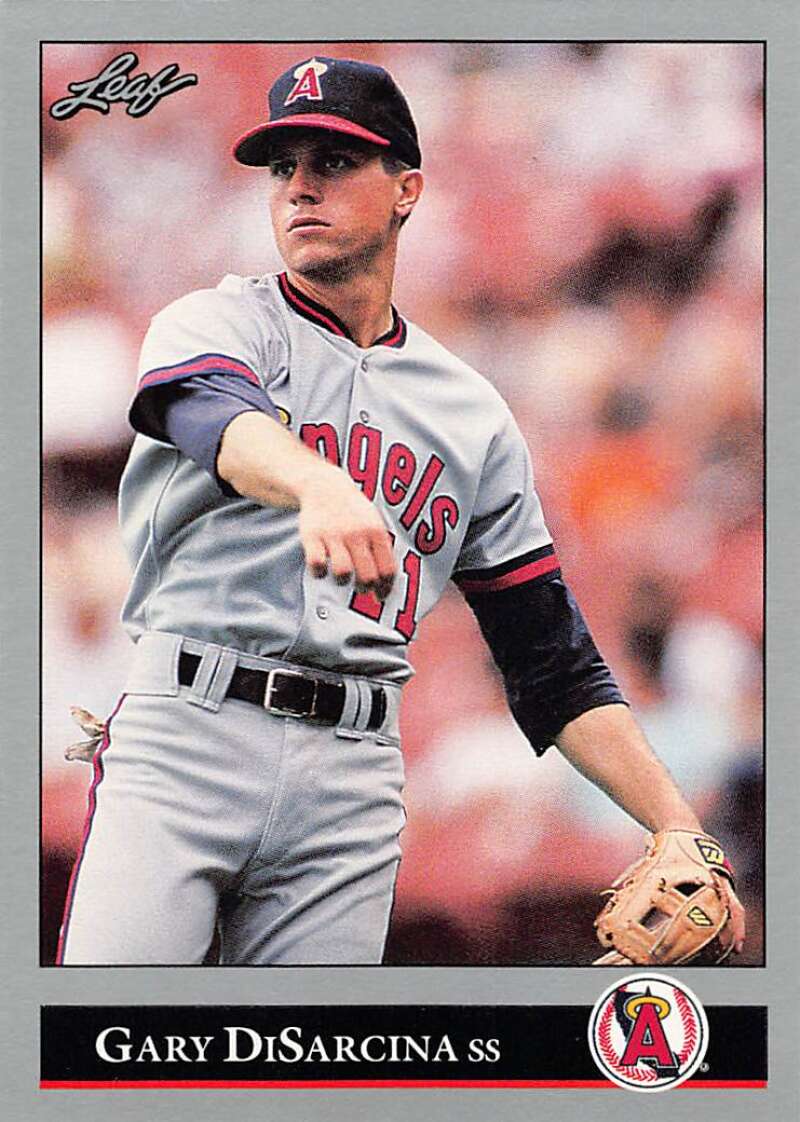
[405,319,514,418]
[149,273,286,335]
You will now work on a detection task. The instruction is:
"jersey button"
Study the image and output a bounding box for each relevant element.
[360,358,369,371]
[359,410,370,423]
[316,606,329,620]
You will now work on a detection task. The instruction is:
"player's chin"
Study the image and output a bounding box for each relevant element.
[288,245,362,284]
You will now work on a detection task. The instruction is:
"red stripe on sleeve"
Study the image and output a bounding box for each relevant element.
[457,553,560,594]
[139,356,260,388]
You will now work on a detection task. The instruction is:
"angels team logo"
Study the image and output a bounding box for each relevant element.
[588,973,708,1092]
[284,59,328,106]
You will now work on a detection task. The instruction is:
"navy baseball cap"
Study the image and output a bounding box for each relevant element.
[233,56,421,168]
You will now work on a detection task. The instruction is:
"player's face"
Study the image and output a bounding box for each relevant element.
[267,132,412,283]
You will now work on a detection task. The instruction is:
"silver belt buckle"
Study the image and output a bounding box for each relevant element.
[263,667,318,718]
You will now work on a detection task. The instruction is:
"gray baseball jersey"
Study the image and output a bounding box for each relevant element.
[57,270,558,966]
[119,271,555,677]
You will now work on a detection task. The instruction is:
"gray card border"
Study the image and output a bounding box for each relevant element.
[2,1,797,1119]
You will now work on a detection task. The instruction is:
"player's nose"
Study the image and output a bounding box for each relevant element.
[287,162,322,204]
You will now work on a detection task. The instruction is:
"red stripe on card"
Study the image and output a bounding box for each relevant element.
[39,1079,767,1090]
[457,553,560,594]
[681,1082,767,1089]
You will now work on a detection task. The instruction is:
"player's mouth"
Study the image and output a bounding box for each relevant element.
[287,216,331,234]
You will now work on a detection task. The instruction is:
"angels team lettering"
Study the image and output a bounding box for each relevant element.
[300,421,460,555]
[284,59,328,105]
[619,995,677,1072]
[300,420,460,640]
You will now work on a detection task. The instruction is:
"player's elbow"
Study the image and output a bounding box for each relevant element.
[215,412,267,495]
[215,420,244,489]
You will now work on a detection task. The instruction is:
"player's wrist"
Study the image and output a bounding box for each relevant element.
[293,456,343,504]
[648,811,704,835]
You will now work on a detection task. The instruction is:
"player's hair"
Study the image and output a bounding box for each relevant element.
[381,154,415,227]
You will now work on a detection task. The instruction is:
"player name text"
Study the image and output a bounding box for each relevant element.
[95,1025,501,1064]
[49,52,198,120]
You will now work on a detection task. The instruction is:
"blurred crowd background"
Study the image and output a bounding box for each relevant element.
[41,41,764,964]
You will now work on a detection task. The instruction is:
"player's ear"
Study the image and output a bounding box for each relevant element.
[394,169,423,225]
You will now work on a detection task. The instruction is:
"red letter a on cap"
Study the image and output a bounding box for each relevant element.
[285,61,325,106]
[620,1004,675,1068]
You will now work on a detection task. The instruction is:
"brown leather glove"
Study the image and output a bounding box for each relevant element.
[593,829,743,965]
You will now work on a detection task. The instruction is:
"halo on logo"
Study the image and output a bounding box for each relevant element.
[588,972,709,1093]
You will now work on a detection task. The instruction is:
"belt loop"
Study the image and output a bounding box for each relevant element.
[184,644,222,710]
[353,679,374,732]
[204,648,238,712]
[335,677,364,740]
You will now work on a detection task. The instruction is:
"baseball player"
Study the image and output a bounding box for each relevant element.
[57,56,745,966]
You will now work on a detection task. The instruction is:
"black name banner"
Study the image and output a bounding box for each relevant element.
[40,1004,767,1089]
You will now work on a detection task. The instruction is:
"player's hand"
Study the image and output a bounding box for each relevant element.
[297,463,397,600]
[718,876,746,954]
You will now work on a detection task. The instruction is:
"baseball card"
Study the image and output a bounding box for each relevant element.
[1,1,797,1119]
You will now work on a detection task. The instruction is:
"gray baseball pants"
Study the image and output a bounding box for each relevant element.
[58,631,406,965]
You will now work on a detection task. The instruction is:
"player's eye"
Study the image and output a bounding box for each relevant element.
[321,152,357,173]
[268,158,296,179]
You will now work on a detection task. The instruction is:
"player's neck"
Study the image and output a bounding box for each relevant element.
[285,266,396,349]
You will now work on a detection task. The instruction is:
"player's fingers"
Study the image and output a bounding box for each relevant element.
[325,538,355,585]
[369,530,397,599]
[348,537,379,593]
[728,888,746,953]
[302,534,329,579]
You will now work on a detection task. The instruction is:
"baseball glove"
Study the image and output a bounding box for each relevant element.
[593,829,739,966]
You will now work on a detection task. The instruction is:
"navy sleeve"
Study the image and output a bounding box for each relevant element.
[129,372,279,496]
[460,572,627,756]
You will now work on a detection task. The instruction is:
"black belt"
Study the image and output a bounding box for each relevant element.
[178,652,387,731]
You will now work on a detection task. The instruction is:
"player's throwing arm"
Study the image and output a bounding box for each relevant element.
[218,410,396,599]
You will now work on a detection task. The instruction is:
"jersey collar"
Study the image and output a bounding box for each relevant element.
[277,272,407,349]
